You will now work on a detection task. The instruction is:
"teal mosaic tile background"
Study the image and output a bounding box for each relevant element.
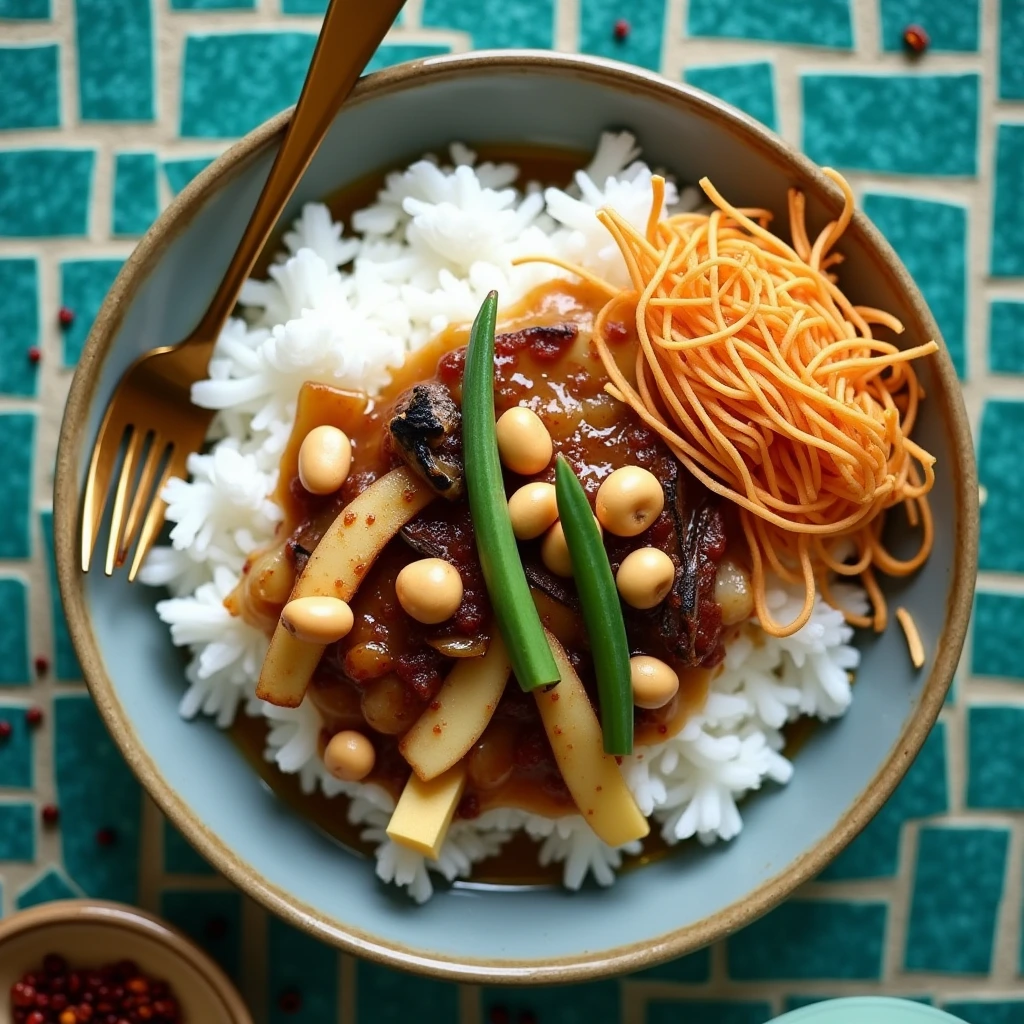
[0,0,1012,1020]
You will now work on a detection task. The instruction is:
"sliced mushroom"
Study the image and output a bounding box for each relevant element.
[387,382,464,500]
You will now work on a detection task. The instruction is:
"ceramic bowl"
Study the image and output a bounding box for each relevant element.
[54,51,977,983]
[0,900,252,1022]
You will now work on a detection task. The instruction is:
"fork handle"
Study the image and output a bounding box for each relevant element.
[191,0,407,346]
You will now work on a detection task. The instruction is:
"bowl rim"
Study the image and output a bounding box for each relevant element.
[53,48,979,984]
[0,899,253,1022]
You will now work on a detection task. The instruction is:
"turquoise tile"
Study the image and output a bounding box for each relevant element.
[0,258,40,396]
[972,591,1024,675]
[862,193,966,379]
[422,0,555,49]
[54,694,142,902]
[163,819,215,875]
[483,981,620,1024]
[356,960,459,1024]
[163,156,215,196]
[880,0,979,52]
[945,1003,1024,1024]
[365,43,451,74]
[60,258,123,366]
[0,45,59,130]
[687,0,852,47]
[992,125,1024,276]
[16,867,80,909]
[0,707,33,788]
[978,404,1024,573]
[181,32,317,138]
[0,149,93,236]
[0,415,34,559]
[990,301,1024,374]
[0,0,50,16]
[727,901,886,979]
[160,889,243,981]
[41,510,80,680]
[1000,0,1024,99]
[0,802,35,860]
[281,0,327,9]
[905,826,1008,973]
[802,74,979,176]
[648,1001,773,1024]
[76,0,154,121]
[112,152,158,237]
[684,62,777,130]
[580,0,666,72]
[966,706,1024,808]
[820,721,947,879]
[0,580,30,684]
[267,917,339,1024]
[632,947,711,983]
[171,0,254,7]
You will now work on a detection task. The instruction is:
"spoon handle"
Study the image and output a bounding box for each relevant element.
[192,0,406,341]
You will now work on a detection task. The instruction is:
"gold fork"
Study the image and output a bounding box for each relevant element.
[81,0,407,581]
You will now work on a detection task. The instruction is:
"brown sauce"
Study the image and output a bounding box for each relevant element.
[223,146,793,888]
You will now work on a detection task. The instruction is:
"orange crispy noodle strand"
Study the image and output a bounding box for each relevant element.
[520,168,937,637]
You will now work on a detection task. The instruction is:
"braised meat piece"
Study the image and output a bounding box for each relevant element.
[386,382,464,499]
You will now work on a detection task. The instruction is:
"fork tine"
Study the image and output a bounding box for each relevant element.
[119,431,161,565]
[127,444,176,583]
[81,413,127,573]
[104,427,144,576]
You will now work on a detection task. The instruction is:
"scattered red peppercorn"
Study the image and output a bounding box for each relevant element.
[57,307,74,328]
[95,827,117,847]
[33,656,49,676]
[902,23,929,53]
[26,706,43,728]
[27,346,41,365]
[278,988,303,1014]
[41,804,60,826]
[613,18,630,40]
[0,720,12,741]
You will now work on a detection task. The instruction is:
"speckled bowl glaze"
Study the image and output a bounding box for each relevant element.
[54,51,977,983]
[0,900,252,1022]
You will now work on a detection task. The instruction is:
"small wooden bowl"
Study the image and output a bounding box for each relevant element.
[0,900,252,1023]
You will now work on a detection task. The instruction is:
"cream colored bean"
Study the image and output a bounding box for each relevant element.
[715,557,755,626]
[540,517,602,577]
[495,407,553,476]
[595,466,665,537]
[281,595,354,644]
[323,730,376,781]
[361,674,416,735]
[395,558,463,624]
[508,482,559,540]
[616,547,676,609]
[298,425,352,495]
[630,655,680,710]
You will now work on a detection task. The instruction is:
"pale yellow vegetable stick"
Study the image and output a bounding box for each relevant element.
[400,633,509,782]
[386,763,467,859]
[535,632,649,847]
[256,467,434,707]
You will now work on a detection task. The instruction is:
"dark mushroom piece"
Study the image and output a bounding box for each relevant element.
[386,382,464,500]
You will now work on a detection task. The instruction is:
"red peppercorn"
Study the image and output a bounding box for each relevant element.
[58,307,75,327]
[33,655,49,676]
[25,1011,45,1024]
[0,720,12,740]
[613,17,630,40]
[278,989,302,1014]
[11,982,35,1007]
[27,346,41,365]
[26,706,43,727]
[902,23,929,53]
[96,827,117,847]
[42,804,60,825]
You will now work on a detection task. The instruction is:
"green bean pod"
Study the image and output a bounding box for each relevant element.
[463,291,560,693]
[554,454,633,755]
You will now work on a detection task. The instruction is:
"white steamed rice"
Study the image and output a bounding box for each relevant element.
[141,133,866,902]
